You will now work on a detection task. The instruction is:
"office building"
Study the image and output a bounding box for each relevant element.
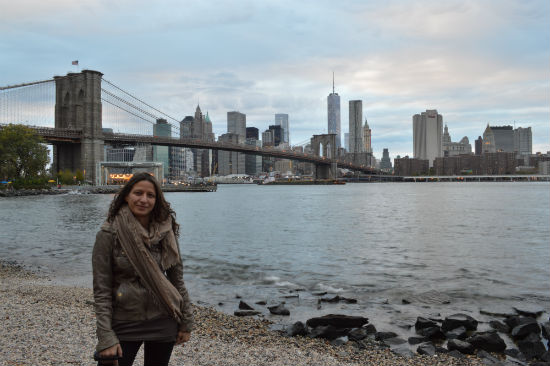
[413,109,443,167]
[228,111,246,138]
[442,125,472,157]
[218,133,245,175]
[262,129,274,147]
[275,114,289,144]
[349,100,363,154]
[246,127,259,140]
[363,119,372,153]
[268,125,283,146]
[344,133,349,152]
[380,148,392,171]
[475,136,482,155]
[327,75,341,148]
[245,138,262,175]
[394,156,429,176]
[514,127,532,155]
[482,125,514,153]
[153,118,171,180]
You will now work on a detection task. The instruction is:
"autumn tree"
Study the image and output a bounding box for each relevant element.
[0,124,49,181]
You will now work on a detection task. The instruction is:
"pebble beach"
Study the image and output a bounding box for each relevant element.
[0,262,487,366]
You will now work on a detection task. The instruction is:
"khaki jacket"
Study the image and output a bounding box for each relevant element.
[92,226,194,351]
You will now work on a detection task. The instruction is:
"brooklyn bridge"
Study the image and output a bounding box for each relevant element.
[0,69,380,183]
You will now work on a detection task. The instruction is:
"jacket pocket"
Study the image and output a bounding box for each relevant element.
[113,281,146,319]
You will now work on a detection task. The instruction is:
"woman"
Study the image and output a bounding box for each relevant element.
[92,173,193,366]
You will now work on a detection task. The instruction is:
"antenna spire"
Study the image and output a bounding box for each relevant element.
[332,71,335,94]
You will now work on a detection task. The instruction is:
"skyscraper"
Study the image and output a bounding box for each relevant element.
[413,109,443,167]
[153,118,171,180]
[380,148,392,171]
[275,113,289,144]
[349,100,363,154]
[514,127,532,155]
[227,111,246,138]
[363,119,372,153]
[327,74,341,148]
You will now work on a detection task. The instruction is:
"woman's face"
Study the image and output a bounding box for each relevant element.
[125,180,156,220]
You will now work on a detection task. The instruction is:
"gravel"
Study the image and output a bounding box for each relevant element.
[0,262,485,366]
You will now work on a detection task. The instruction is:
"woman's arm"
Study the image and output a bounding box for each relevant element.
[166,246,194,333]
[92,230,120,351]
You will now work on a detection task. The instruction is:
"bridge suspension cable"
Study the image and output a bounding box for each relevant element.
[0,79,54,91]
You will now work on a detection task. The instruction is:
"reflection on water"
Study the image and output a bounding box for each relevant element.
[1,183,549,334]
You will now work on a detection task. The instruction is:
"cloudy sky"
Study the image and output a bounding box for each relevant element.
[1,0,549,158]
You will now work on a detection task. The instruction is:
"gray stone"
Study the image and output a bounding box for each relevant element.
[234,310,261,316]
[238,300,254,310]
[382,337,407,346]
[391,344,414,358]
[308,325,349,340]
[287,321,307,337]
[480,306,517,318]
[477,349,501,364]
[442,313,478,331]
[513,306,545,318]
[447,339,475,355]
[306,314,368,328]
[364,323,377,334]
[445,326,467,340]
[348,328,368,341]
[542,351,550,363]
[330,336,348,346]
[490,320,510,333]
[447,350,466,359]
[267,303,290,316]
[417,342,436,356]
[408,336,428,345]
[418,326,445,340]
[375,331,398,341]
[467,331,506,353]
[541,322,550,340]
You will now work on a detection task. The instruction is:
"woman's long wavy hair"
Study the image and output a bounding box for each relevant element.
[107,172,179,236]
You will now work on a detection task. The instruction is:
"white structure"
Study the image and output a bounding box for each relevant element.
[443,124,472,157]
[349,100,363,154]
[413,109,443,167]
[275,113,289,144]
[327,75,341,148]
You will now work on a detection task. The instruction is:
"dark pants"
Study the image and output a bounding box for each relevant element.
[118,340,175,366]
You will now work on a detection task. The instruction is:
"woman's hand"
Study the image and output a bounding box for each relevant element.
[99,344,123,365]
[176,331,191,346]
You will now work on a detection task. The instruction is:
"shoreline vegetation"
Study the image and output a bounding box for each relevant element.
[0,261,488,366]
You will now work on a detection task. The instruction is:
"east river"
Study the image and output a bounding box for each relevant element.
[1,182,549,338]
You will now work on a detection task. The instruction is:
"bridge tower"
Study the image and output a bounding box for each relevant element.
[310,133,337,180]
[53,70,104,183]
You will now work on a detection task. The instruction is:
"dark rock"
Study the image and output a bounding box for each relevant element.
[382,337,407,346]
[417,342,436,356]
[235,294,242,299]
[435,346,448,353]
[418,326,445,340]
[477,350,500,364]
[467,331,506,353]
[306,314,368,329]
[415,316,437,330]
[234,310,260,316]
[319,295,357,304]
[267,303,290,316]
[308,325,349,340]
[529,362,550,366]
[330,336,348,346]
[505,356,528,366]
[542,351,550,362]
[442,313,478,331]
[255,300,267,305]
[283,294,299,299]
[408,336,428,345]
[505,315,522,329]
[218,302,224,306]
[517,333,546,360]
[447,350,466,359]
[238,301,254,310]
[504,348,522,359]
[445,326,467,340]
[447,339,475,355]
[402,298,411,304]
[364,323,377,334]
[287,321,307,337]
[541,322,550,340]
[376,331,398,341]
[511,320,541,340]
[513,306,545,318]
[490,320,511,333]
[312,291,327,296]
[348,328,368,341]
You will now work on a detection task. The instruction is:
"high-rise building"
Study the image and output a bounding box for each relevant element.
[227,111,246,138]
[218,133,245,175]
[327,74,341,148]
[362,119,372,153]
[349,100,363,154]
[380,148,392,171]
[482,125,516,153]
[275,114,289,144]
[514,127,532,155]
[475,136,482,155]
[413,109,443,167]
[344,133,349,152]
[262,129,274,147]
[246,127,259,140]
[442,124,472,157]
[268,125,283,146]
[245,138,262,175]
[153,118,171,180]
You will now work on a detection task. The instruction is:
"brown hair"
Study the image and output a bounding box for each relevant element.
[107,172,179,236]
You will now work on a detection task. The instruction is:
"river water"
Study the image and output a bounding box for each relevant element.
[1,182,549,338]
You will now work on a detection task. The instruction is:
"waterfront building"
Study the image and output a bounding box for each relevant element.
[268,125,283,146]
[105,146,136,162]
[475,136,482,155]
[363,119,372,153]
[349,100,363,154]
[218,132,245,175]
[514,127,532,156]
[153,118,171,180]
[380,148,392,171]
[482,125,514,153]
[246,127,259,140]
[442,125,472,157]
[275,114,289,144]
[245,138,262,175]
[344,133,349,152]
[327,75,341,148]
[394,156,429,176]
[413,109,443,167]
[262,129,274,147]
[226,111,246,176]
[228,111,246,138]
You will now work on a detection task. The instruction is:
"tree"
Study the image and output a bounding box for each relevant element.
[0,124,49,180]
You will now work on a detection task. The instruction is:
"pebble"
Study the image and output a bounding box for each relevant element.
[0,262,485,366]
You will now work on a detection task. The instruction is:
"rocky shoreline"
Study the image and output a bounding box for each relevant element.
[0,261,491,366]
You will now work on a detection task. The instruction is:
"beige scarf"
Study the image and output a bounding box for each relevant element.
[103,204,184,323]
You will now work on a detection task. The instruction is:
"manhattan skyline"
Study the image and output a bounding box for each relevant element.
[1,0,548,158]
